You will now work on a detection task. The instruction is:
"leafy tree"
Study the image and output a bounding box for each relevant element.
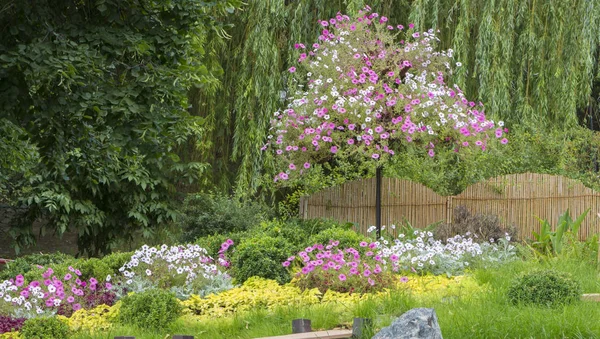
[0,0,241,255]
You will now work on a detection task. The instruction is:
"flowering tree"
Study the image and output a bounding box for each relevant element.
[266,6,507,233]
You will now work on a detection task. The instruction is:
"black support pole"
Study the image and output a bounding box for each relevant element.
[376,166,382,239]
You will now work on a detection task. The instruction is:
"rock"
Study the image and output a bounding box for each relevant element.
[372,308,443,339]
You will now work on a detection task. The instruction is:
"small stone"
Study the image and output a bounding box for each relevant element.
[372,308,443,339]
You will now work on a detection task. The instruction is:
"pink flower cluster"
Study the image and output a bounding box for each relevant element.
[0,266,112,317]
[217,239,235,268]
[267,6,506,181]
[283,240,397,293]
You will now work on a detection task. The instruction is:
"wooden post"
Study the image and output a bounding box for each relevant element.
[376,166,382,239]
[352,317,373,338]
[597,239,600,266]
[292,319,312,333]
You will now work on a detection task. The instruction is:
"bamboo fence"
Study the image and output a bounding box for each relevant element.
[299,173,600,240]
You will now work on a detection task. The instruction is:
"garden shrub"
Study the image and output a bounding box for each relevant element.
[231,236,295,284]
[180,192,271,242]
[0,315,25,334]
[117,289,181,330]
[436,206,517,243]
[256,218,353,249]
[195,232,247,258]
[19,317,69,339]
[77,258,112,281]
[308,227,367,252]
[22,264,71,286]
[0,253,75,281]
[507,269,581,307]
[100,252,133,276]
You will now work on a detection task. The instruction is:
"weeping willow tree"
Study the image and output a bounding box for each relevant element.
[188,0,600,197]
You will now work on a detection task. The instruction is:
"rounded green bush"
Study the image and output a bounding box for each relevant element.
[20,317,69,339]
[118,288,181,330]
[507,269,581,307]
[231,235,295,284]
[100,251,134,275]
[308,227,367,251]
[77,258,113,281]
[256,218,351,249]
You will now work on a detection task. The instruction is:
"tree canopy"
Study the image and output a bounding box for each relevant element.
[0,0,240,254]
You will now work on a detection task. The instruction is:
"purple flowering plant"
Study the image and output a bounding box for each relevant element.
[283,240,395,294]
[0,266,113,318]
[266,6,506,182]
[0,315,25,334]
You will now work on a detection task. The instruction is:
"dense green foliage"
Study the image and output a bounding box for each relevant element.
[308,228,368,251]
[0,252,74,281]
[118,289,181,330]
[231,235,295,284]
[20,317,70,339]
[180,192,271,242]
[507,269,582,307]
[0,0,241,255]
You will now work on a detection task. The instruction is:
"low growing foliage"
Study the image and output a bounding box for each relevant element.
[182,277,321,318]
[117,289,181,331]
[19,317,69,339]
[0,254,75,282]
[507,269,581,307]
[56,304,118,333]
[0,316,25,334]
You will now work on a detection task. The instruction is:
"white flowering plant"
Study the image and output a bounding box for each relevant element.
[372,228,517,276]
[118,241,234,297]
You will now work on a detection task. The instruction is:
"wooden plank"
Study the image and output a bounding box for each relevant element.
[254,329,353,339]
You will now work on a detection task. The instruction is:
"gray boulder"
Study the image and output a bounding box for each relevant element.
[372,308,443,339]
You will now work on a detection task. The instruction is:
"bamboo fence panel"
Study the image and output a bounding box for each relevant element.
[299,173,600,240]
[299,178,447,236]
[453,173,600,240]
